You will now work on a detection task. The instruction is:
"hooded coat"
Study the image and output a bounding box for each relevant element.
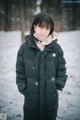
[16,34,68,112]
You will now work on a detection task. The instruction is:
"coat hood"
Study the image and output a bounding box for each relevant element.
[33,32,58,51]
[33,32,57,46]
[25,32,58,51]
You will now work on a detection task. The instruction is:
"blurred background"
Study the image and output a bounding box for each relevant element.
[0,0,80,41]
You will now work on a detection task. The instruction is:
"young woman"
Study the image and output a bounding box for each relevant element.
[16,13,68,120]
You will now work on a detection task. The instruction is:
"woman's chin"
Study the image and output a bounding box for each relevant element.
[39,36,47,40]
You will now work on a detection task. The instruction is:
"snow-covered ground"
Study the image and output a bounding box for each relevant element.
[0,30,80,120]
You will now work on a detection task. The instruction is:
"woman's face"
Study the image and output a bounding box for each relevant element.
[34,24,51,40]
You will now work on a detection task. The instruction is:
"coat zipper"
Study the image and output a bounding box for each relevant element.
[35,54,40,120]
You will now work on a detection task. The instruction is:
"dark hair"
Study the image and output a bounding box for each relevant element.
[30,13,54,35]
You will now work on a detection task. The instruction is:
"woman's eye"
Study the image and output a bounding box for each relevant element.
[40,26,43,29]
[46,28,50,30]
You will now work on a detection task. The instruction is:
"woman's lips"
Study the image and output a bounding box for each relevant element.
[39,34,45,38]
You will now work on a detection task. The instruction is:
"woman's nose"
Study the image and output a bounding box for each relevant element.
[41,28,46,34]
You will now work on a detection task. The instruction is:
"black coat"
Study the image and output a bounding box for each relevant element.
[16,35,68,111]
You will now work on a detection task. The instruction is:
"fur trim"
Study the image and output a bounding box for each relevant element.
[34,32,57,51]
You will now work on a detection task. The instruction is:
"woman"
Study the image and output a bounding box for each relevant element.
[16,13,68,120]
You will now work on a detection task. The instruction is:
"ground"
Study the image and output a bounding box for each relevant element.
[0,31,80,120]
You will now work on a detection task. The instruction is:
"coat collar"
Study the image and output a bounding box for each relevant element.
[25,35,58,52]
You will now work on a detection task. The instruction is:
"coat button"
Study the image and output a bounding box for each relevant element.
[33,67,35,70]
[35,82,38,86]
[52,53,56,57]
[51,77,55,82]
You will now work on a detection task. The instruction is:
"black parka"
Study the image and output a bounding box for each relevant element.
[16,35,68,111]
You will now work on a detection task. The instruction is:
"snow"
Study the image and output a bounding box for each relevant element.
[57,31,80,120]
[0,30,80,120]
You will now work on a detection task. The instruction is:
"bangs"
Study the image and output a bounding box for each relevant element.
[38,21,51,29]
[38,17,53,29]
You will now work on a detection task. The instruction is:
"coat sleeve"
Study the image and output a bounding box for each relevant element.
[56,44,68,91]
[16,44,27,95]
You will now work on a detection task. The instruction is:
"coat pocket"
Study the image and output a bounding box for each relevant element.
[24,94,38,110]
[46,93,58,111]
[46,78,56,93]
